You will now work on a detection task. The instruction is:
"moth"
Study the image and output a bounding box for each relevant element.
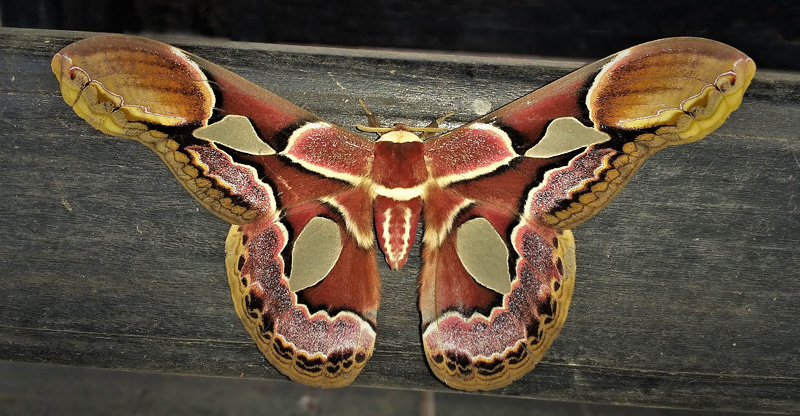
[52,35,754,391]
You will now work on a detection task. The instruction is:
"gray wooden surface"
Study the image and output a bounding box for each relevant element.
[1,28,798,413]
[0,360,780,416]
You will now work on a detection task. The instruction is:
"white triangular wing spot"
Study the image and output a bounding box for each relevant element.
[456,217,511,295]
[288,217,342,292]
[524,117,611,158]
[193,114,276,155]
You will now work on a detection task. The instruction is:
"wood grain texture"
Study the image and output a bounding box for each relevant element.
[1,28,798,413]
[3,360,779,416]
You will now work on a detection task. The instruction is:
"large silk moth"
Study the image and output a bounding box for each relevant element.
[51,34,754,391]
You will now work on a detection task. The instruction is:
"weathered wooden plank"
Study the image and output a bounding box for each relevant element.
[0,360,779,416]
[1,28,798,413]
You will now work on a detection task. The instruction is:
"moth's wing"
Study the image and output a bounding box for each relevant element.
[226,192,379,388]
[52,35,379,387]
[420,192,576,391]
[420,37,755,390]
[427,37,755,230]
[52,34,376,224]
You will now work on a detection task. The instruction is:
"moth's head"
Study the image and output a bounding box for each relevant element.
[378,131,422,143]
[354,100,453,142]
[356,121,450,143]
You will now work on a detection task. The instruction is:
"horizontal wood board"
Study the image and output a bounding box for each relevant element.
[0,28,798,413]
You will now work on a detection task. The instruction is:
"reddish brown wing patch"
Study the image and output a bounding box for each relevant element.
[282,123,374,184]
[426,124,517,186]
